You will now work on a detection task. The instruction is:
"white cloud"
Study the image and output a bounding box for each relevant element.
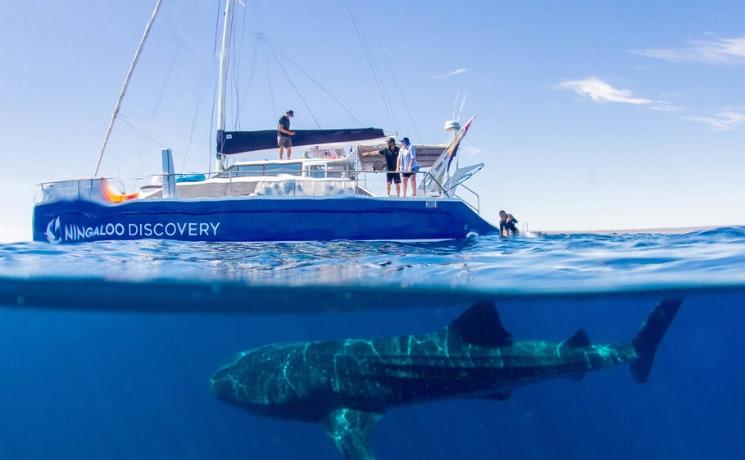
[430,67,467,79]
[649,103,685,113]
[556,77,654,105]
[633,36,745,64]
[685,109,745,131]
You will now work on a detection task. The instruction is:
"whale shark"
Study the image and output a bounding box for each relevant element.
[210,299,681,459]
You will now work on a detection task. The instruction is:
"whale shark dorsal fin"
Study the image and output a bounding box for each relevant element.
[321,408,382,460]
[448,302,513,347]
[562,329,591,349]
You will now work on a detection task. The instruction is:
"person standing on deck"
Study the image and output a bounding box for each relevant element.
[397,137,418,197]
[277,110,295,159]
[379,138,401,196]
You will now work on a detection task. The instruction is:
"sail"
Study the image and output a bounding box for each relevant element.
[424,116,475,195]
[217,128,385,155]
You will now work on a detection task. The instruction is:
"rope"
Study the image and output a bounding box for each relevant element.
[211,0,221,55]
[233,4,249,129]
[265,43,322,128]
[263,45,278,118]
[355,1,422,142]
[208,73,217,174]
[182,73,214,171]
[237,41,258,123]
[259,35,365,126]
[150,46,180,123]
[343,0,397,130]
[117,113,165,148]
[149,0,201,124]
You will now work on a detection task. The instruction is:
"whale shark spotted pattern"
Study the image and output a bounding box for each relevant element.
[210,300,682,459]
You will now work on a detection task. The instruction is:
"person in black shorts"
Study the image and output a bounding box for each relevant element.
[277,110,295,159]
[378,137,401,197]
[499,210,519,236]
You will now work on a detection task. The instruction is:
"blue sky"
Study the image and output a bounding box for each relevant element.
[1,0,744,241]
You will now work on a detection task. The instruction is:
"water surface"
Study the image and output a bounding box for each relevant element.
[0,227,743,459]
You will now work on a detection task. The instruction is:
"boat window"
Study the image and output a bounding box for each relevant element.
[228,163,303,177]
[235,165,263,175]
[307,165,326,178]
[263,163,302,175]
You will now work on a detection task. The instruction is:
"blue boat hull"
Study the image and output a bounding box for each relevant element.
[33,197,498,243]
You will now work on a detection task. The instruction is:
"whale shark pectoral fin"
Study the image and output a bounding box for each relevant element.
[321,408,382,460]
[448,302,513,348]
[562,329,591,349]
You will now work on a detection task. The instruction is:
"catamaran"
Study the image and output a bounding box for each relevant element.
[32,0,497,244]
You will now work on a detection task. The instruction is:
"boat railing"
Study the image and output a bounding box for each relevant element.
[453,183,480,214]
[137,169,454,198]
[37,177,109,204]
[38,170,482,211]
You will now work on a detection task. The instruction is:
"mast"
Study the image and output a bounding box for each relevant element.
[94,0,164,177]
[215,0,235,172]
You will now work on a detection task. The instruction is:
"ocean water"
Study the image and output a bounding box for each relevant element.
[0,227,744,459]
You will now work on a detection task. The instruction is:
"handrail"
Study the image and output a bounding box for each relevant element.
[38,170,480,204]
[455,183,480,214]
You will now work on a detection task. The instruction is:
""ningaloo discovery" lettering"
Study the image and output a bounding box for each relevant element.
[57,221,221,242]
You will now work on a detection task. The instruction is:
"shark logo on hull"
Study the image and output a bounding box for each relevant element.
[45,217,61,244]
[211,300,682,459]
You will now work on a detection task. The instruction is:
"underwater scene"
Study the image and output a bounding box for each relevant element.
[1,227,744,459]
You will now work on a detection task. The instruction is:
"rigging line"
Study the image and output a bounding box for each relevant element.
[343,0,397,130]
[344,0,390,119]
[94,0,164,177]
[263,44,278,118]
[150,46,181,124]
[231,4,248,130]
[212,0,221,55]
[237,39,258,122]
[234,1,249,130]
[208,73,217,174]
[265,43,322,129]
[452,90,460,121]
[230,8,240,130]
[361,17,421,141]
[347,0,395,122]
[382,51,422,143]
[259,35,364,126]
[117,113,165,148]
[182,106,200,171]
[150,0,201,124]
[354,0,419,138]
[182,74,214,171]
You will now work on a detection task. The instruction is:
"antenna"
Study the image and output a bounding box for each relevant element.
[445,90,467,140]
[457,91,468,122]
[451,90,460,121]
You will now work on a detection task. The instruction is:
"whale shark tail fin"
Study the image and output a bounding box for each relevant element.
[321,408,382,460]
[630,298,683,383]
